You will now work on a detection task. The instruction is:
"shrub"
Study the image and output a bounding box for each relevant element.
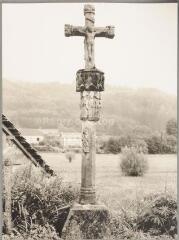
[145,133,177,154]
[131,139,148,154]
[166,119,177,136]
[2,224,61,240]
[105,137,121,154]
[99,135,148,154]
[9,166,79,236]
[163,135,177,154]
[145,135,162,154]
[137,193,177,237]
[107,193,177,240]
[120,147,148,176]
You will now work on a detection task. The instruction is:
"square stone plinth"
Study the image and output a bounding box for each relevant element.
[62,203,109,239]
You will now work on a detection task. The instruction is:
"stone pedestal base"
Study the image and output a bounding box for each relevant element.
[62,203,109,239]
[79,187,96,205]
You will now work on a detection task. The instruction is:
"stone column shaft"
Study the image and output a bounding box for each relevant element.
[80,120,96,204]
[76,69,104,205]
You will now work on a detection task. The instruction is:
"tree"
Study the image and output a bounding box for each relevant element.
[145,135,161,154]
[166,118,177,136]
[105,137,121,154]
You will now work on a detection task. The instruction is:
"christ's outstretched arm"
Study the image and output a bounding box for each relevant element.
[94,26,115,39]
[65,25,86,37]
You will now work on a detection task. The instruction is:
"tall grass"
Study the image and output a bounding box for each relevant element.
[4,165,79,238]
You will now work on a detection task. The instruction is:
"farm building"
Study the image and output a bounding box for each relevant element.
[19,128,44,144]
[59,132,82,149]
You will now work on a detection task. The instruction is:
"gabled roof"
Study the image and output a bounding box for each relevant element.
[2,114,55,176]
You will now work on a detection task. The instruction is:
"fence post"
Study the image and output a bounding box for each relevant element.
[3,144,13,235]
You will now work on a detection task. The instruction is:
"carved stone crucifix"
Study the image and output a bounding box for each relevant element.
[63,5,115,238]
[65,4,114,69]
[64,4,115,207]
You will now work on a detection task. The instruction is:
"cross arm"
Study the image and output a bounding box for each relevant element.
[94,26,115,39]
[65,24,86,37]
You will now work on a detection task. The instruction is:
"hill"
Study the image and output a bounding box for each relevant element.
[3,80,176,135]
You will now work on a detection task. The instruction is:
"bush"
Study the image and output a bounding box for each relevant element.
[145,133,177,154]
[131,139,148,154]
[137,193,177,237]
[99,135,148,154]
[163,135,177,154]
[145,135,162,154]
[9,167,79,236]
[120,147,148,176]
[166,119,177,136]
[107,193,177,240]
[3,224,61,240]
[105,137,121,154]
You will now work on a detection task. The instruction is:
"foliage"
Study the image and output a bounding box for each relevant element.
[145,134,177,154]
[120,147,148,176]
[166,119,177,136]
[35,135,62,152]
[41,135,62,148]
[3,224,61,240]
[100,136,148,154]
[145,135,162,154]
[137,193,177,237]
[33,145,60,153]
[9,167,79,236]
[106,193,177,239]
[63,193,177,240]
[130,139,148,154]
[104,137,122,154]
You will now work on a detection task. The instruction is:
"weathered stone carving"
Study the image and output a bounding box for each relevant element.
[82,127,90,153]
[63,4,115,238]
[80,91,101,121]
[64,4,115,210]
[76,68,104,92]
[65,4,115,69]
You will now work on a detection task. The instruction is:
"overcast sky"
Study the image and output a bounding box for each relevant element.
[2,3,177,95]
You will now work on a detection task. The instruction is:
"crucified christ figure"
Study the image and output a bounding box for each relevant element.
[65,4,114,69]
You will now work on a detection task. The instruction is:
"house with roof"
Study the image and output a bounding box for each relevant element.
[59,132,82,149]
[2,114,54,176]
[19,128,44,144]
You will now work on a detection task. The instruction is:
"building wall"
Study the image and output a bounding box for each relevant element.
[24,136,44,144]
[60,133,82,149]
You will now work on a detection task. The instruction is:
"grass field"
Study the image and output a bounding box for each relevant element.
[41,153,177,211]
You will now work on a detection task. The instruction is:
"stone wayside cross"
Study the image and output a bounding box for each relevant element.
[65,4,114,206]
[65,4,114,69]
[63,5,114,239]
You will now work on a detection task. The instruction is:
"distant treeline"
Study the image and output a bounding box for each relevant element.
[97,119,177,154]
[3,80,176,137]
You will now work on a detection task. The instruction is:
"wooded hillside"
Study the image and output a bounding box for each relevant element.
[3,80,176,135]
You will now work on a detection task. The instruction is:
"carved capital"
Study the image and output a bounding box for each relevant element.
[76,68,104,92]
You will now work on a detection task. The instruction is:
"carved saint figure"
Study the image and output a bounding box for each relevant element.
[82,127,90,152]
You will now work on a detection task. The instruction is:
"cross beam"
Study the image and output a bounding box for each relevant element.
[65,4,115,69]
